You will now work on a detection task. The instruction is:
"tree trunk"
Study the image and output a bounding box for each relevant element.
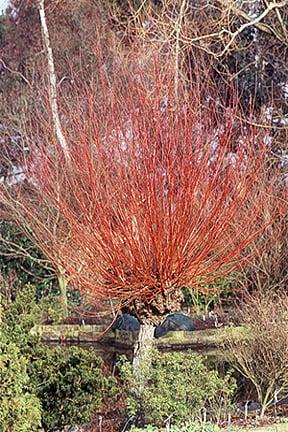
[57,272,68,318]
[38,0,69,160]
[130,287,183,371]
[174,0,186,99]
[132,322,155,399]
[133,322,155,371]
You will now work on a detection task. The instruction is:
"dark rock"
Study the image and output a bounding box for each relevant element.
[112,313,140,332]
[154,313,195,338]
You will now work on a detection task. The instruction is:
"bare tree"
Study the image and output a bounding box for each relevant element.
[224,291,288,418]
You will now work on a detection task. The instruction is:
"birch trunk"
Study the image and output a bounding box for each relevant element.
[38,0,69,160]
[174,0,186,99]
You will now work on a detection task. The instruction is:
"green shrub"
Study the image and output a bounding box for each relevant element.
[130,421,221,431]
[28,345,119,431]
[0,339,41,432]
[38,293,63,323]
[1,283,43,351]
[0,221,58,299]
[119,349,235,426]
[1,284,120,432]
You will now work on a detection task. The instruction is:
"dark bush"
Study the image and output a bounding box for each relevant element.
[29,346,119,431]
[0,337,41,432]
[1,284,120,431]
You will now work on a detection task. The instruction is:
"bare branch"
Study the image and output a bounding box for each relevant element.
[0,58,32,87]
[217,1,288,57]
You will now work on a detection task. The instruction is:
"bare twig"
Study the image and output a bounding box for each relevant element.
[217,1,288,57]
[0,58,32,87]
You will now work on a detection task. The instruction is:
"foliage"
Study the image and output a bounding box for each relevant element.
[0,338,41,432]
[130,423,221,432]
[223,291,288,418]
[119,349,236,426]
[0,221,57,299]
[182,274,239,315]
[1,284,120,431]
[0,221,82,315]
[1,283,43,351]
[28,346,119,431]
[39,293,64,323]
[0,15,8,41]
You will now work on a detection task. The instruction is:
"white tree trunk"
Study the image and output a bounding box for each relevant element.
[133,323,155,369]
[57,271,68,318]
[38,0,69,160]
[174,0,186,99]
[132,323,155,398]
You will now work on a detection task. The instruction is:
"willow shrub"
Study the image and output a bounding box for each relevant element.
[119,349,236,427]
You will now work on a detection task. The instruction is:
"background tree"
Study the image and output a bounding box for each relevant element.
[240,172,288,294]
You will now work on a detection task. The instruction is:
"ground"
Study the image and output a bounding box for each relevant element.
[232,424,288,432]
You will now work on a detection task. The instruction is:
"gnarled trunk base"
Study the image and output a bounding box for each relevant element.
[130,287,183,326]
[130,288,183,377]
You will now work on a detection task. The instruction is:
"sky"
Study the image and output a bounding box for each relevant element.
[0,0,9,15]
